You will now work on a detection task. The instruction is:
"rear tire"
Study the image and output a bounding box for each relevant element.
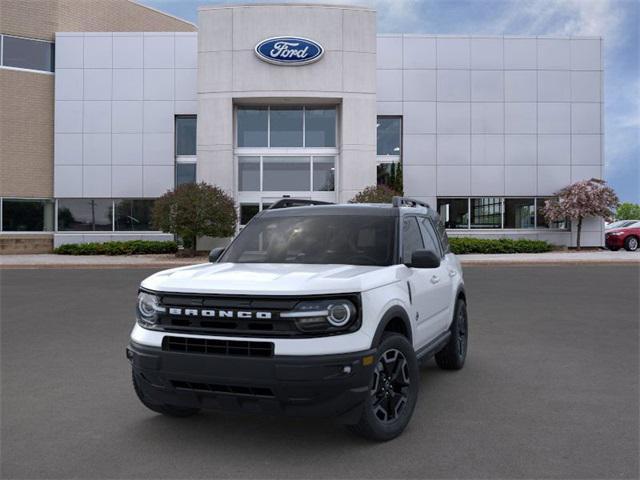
[624,236,638,252]
[132,370,200,417]
[435,299,468,371]
[347,333,419,442]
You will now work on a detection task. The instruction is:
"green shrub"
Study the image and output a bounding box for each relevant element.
[54,240,178,256]
[449,237,553,254]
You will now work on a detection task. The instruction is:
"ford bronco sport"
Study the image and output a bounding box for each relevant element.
[127,197,468,441]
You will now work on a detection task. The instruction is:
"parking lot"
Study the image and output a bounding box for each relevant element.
[1,265,638,479]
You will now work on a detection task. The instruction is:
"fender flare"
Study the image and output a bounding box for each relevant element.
[370,305,413,348]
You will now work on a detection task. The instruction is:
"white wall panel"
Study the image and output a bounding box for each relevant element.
[571,103,601,134]
[55,35,84,68]
[437,103,470,134]
[112,101,143,133]
[505,71,536,102]
[84,69,112,100]
[113,35,143,68]
[112,165,143,197]
[144,69,174,100]
[83,101,111,133]
[143,133,174,165]
[84,35,112,69]
[83,133,111,165]
[470,38,503,69]
[143,165,174,197]
[538,103,570,134]
[377,36,403,69]
[112,69,143,100]
[471,71,503,101]
[56,69,83,100]
[83,165,111,197]
[504,38,536,69]
[537,39,570,69]
[538,135,570,165]
[112,134,143,165]
[471,135,504,165]
[505,103,536,134]
[571,39,602,70]
[403,134,436,165]
[437,70,470,101]
[403,70,436,101]
[571,135,601,165]
[55,134,83,165]
[376,70,403,101]
[437,135,470,164]
[436,38,470,69]
[437,166,470,195]
[471,103,503,134]
[402,36,436,69]
[505,135,536,165]
[143,35,175,68]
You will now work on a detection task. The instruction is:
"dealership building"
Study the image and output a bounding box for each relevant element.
[0,1,605,252]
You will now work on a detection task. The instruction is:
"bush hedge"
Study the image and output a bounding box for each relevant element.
[54,240,178,256]
[449,237,553,254]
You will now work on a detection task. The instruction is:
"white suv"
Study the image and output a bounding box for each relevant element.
[127,197,468,441]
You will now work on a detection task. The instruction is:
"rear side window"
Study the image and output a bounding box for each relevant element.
[419,217,442,257]
[434,215,451,253]
[402,216,424,263]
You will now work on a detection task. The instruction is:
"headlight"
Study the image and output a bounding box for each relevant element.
[608,231,624,236]
[281,298,358,333]
[136,291,165,328]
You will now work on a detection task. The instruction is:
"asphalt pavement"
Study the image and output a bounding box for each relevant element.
[1,266,638,479]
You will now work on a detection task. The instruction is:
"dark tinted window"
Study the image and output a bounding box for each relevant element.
[419,217,442,256]
[176,163,196,186]
[2,35,54,72]
[175,116,196,155]
[57,199,111,231]
[437,198,468,228]
[504,198,535,228]
[114,199,155,231]
[270,107,303,147]
[222,215,396,266]
[240,204,259,225]
[402,216,424,263]
[537,197,569,229]
[471,197,502,229]
[237,107,268,147]
[2,199,53,231]
[434,216,450,253]
[305,108,336,147]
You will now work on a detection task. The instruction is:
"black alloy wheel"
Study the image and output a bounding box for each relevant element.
[371,348,411,423]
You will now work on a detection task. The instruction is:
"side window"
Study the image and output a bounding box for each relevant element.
[419,217,442,257]
[435,215,451,253]
[402,216,424,263]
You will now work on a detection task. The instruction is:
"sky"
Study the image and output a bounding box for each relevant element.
[141,0,639,203]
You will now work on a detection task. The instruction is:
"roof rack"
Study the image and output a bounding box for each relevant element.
[391,196,430,209]
[268,198,334,210]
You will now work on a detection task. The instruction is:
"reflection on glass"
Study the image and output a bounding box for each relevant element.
[175,116,196,155]
[115,199,155,231]
[263,156,310,191]
[2,36,54,72]
[313,157,335,191]
[240,204,260,225]
[471,197,502,229]
[238,156,260,191]
[270,107,303,147]
[377,117,401,156]
[57,199,112,231]
[305,108,336,147]
[504,198,535,228]
[2,199,54,231]
[237,107,268,147]
[436,198,469,229]
[536,198,569,229]
[176,163,196,186]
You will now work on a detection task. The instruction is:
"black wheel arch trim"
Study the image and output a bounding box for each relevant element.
[371,306,413,347]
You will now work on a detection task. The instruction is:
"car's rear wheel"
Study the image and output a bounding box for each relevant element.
[132,370,200,417]
[624,236,638,251]
[435,299,468,370]
[347,333,419,441]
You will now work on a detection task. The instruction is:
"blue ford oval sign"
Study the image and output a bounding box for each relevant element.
[255,37,324,66]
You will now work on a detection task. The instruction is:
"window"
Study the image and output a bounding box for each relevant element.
[402,216,424,263]
[236,106,337,148]
[504,198,535,229]
[263,156,310,191]
[240,204,260,225]
[377,117,402,156]
[175,116,196,156]
[437,199,469,229]
[471,198,502,229]
[1,199,53,231]
[1,35,54,72]
[270,107,303,147]
[57,199,112,231]
[238,156,260,191]
[305,107,336,147]
[114,199,155,231]
[237,107,269,147]
[419,217,442,256]
[536,198,569,229]
[313,157,335,191]
[377,161,402,190]
[176,163,196,186]
[222,215,396,266]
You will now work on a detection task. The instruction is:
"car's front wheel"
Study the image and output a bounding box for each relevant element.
[347,333,419,441]
[624,236,638,251]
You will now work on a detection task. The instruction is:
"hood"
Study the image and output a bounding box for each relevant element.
[141,262,404,296]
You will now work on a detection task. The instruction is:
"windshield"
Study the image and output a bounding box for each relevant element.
[221,214,397,266]
[607,220,636,229]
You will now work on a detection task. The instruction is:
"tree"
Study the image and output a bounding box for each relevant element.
[152,182,237,256]
[543,178,619,250]
[616,202,640,220]
[349,184,401,204]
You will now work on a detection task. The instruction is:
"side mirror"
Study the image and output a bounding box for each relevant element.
[408,249,440,269]
[208,247,225,263]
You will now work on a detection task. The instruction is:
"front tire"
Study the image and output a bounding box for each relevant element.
[435,299,468,370]
[347,333,419,441]
[132,370,200,417]
[624,236,638,251]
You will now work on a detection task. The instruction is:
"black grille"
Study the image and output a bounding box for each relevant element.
[171,380,274,398]
[162,336,274,357]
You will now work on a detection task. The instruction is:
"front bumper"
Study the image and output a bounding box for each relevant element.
[127,341,376,423]
[605,235,624,248]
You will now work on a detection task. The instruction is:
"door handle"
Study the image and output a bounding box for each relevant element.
[449,270,457,277]
[430,275,440,284]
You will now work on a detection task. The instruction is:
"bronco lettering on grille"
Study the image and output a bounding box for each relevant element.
[168,308,272,320]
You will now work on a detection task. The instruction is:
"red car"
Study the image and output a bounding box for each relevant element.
[605,222,640,251]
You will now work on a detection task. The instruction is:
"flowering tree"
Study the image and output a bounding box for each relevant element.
[349,184,401,203]
[543,178,619,250]
[152,182,236,256]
